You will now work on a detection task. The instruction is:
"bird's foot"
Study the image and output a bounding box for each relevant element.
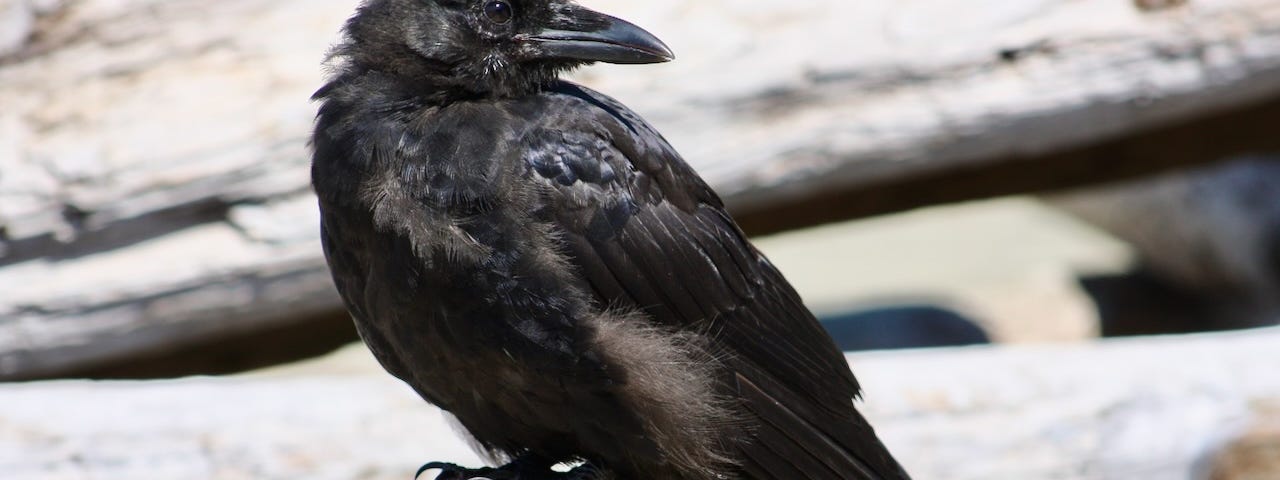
[417,462,507,480]
[415,461,606,480]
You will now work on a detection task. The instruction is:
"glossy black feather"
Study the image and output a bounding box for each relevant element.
[519,82,910,479]
[311,1,909,478]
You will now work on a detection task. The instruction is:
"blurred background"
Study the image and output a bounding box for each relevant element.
[2,0,1280,478]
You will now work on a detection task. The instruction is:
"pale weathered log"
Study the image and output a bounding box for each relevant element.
[2,327,1278,480]
[3,0,1280,378]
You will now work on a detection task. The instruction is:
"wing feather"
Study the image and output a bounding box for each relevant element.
[524,82,909,479]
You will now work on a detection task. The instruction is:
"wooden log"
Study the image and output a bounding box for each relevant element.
[4,0,1280,378]
[2,327,1278,479]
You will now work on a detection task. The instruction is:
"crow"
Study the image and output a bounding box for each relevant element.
[310,0,910,478]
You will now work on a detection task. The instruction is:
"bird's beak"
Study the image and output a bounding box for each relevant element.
[522,5,673,64]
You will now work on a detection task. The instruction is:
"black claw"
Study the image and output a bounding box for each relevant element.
[415,461,512,480]
[413,459,604,480]
[416,462,458,480]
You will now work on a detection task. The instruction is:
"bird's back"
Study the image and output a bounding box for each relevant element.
[523,82,911,479]
[312,74,909,479]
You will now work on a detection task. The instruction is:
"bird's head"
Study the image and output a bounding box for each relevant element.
[335,0,673,97]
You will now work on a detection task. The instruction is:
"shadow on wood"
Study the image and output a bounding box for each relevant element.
[735,95,1280,236]
[20,311,359,381]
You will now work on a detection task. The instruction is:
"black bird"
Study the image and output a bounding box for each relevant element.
[311,0,910,479]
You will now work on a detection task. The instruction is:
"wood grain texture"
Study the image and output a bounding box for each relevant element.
[3,327,1278,479]
[3,0,1280,377]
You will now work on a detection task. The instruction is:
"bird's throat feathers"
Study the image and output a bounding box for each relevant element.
[326,42,584,100]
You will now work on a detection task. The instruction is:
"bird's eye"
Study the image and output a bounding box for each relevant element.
[483,0,513,24]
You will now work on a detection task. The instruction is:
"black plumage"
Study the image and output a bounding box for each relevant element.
[310,0,910,478]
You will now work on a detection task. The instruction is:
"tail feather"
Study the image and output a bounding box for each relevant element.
[734,370,909,479]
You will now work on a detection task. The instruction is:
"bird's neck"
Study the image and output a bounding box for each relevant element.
[329,40,584,101]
